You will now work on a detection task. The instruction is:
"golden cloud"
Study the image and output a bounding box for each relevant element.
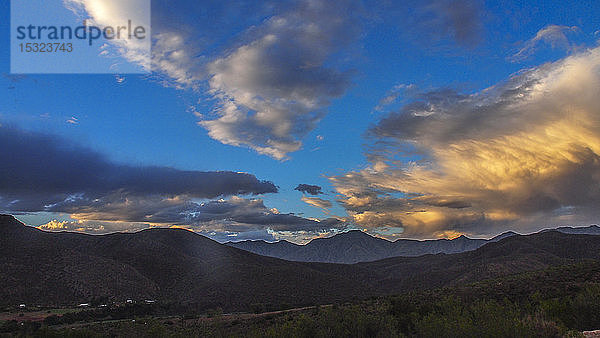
[331,47,600,238]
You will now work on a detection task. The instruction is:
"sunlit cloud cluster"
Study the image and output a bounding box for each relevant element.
[301,196,332,213]
[331,46,600,238]
[37,219,149,234]
[12,0,595,244]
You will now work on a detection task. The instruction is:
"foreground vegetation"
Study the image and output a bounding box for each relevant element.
[2,261,599,337]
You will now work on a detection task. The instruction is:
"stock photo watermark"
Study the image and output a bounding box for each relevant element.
[10,0,151,74]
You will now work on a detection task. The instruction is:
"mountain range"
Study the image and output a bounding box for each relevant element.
[227,225,600,264]
[0,215,367,311]
[2,214,600,312]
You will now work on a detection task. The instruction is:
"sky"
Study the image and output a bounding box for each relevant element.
[1,0,600,243]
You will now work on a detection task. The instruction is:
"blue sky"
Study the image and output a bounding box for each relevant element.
[2,0,600,242]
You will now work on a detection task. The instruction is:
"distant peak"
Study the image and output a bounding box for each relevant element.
[556,224,600,230]
[337,230,373,238]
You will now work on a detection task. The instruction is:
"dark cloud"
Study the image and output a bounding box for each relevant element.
[294,184,323,195]
[0,126,346,238]
[184,198,344,232]
[41,194,346,233]
[373,0,483,47]
[147,0,285,86]
[0,126,277,213]
[424,0,482,46]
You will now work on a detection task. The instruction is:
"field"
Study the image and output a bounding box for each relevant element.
[2,262,600,337]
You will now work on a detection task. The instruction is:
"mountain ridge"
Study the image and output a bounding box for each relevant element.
[3,214,600,312]
[0,215,370,310]
[227,226,599,263]
[227,229,504,263]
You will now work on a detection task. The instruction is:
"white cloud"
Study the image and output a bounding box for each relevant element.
[151,32,205,87]
[510,25,581,62]
[374,84,416,112]
[200,0,359,159]
[64,0,152,70]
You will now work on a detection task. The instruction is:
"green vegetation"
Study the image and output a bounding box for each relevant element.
[2,261,599,337]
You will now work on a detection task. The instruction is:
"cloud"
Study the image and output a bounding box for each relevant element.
[331,46,600,238]
[200,0,359,159]
[376,0,483,48]
[64,0,152,71]
[301,196,332,213]
[66,0,277,86]
[510,25,581,62]
[150,31,205,87]
[0,126,277,214]
[38,219,149,234]
[39,194,346,235]
[70,0,359,159]
[0,126,346,239]
[182,197,344,232]
[420,0,483,46]
[294,184,323,195]
[66,116,79,124]
[65,0,483,160]
[373,84,416,112]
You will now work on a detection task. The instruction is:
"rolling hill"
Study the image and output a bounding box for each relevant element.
[307,230,600,294]
[0,215,369,311]
[2,214,600,312]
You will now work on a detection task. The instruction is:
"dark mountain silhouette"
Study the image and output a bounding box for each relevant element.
[0,215,369,310]
[310,230,600,294]
[2,214,600,311]
[227,229,517,263]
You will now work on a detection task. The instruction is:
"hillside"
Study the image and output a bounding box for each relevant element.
[14,261,600,337]
[2,214,600,312]
[0,215,369,311]
[342,230,600,293]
